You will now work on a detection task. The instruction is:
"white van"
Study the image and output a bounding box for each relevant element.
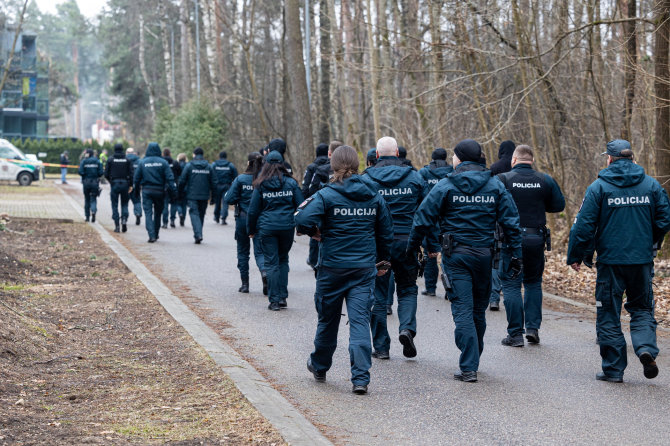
[0,139,43,186]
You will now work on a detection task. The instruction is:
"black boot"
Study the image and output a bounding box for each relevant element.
[261,273,268,296]
[170,219,175,228]
[121,218,127,233]
[239,278,249,293]
[136,215,141,225]
[91,213,96,223]
[179,215,185,226]
[114,224,120,233]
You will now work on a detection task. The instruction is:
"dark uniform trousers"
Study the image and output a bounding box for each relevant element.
[311,266,376,385]
[501,233,545,337]
[188,199,208,239]
[371,238,418,353]
[260,229,294,304]
[141,188,165,239]
[131,191,142,217]
[83,181,99,218]
[444,247,492,372]
[214,184,231,222]
[422,238,439,293]
[595,262,658,378]
[235,213,265,279]
[110,180,130,224]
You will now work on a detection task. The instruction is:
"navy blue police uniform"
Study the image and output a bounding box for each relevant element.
[247,151,304,309]
[161,154,182,227]
[212,155,238,224]
[362,155,428,359]
[567,140,670,382]
[105,144,134,232]
[125,151,142,223]
[295,174,394,391]
[178,151,217,243]
[133,142,176,242]
[409,140,522,381]
[78,150,103,221]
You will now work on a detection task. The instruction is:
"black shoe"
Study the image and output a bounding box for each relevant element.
[640,352,659,379]
[221,220,227,225]
[91,213,96,223]
[262,275,268,296]
[490,302,500,311]
[148,238,157,243]
[161,223,167,229]
[179,216,185,226]
[136,216,141,225]
[195,237,202,244]
[170,220,175,228]
[596,372,623,383]
[421,290,436,297]
[526,329,540,344]
[239,280,249,293]
[399,329,417,358]
[268,302,280,311]
[279,299,287,308]
[307,359,326,382]
[352,384,368,395]
[501,335,524,347]
[214,216,220,223]
[372,350,390,360]
[114,225,120,233]
[454,371,478,382]
[85,216,90,222]
[386,305,393,315]
[121,221,127,233]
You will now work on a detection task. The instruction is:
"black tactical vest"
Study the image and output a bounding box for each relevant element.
[498,168,547,228]
[109,157,131,182]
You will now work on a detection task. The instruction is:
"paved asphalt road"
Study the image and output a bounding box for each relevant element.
[66,182,670,445]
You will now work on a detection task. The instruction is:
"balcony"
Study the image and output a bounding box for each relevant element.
[23,96,36,113]
[36,99,48,116]
[21,56,36,71]
[0,91,23,109]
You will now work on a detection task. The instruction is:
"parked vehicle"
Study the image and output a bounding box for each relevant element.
[0,139,43,186]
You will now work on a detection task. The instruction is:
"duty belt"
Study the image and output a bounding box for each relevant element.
[521,227,543,235]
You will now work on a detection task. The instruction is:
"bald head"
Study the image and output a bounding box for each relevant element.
[376,136,398,157]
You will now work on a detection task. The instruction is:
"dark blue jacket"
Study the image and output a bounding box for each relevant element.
[419,160,453,192]
[302,155,330,197]
[126,153,140,168]
[567,159,670,265]
[308,160,332,196]
[362,157,428,237]
[212,159,238,187]
[295,175,394,268]
[179,155,217,201]
[224,173,255,214]
[247,174,303,234]
[409,161,522,256]
[133,143,176,195]
[78,156,103,185]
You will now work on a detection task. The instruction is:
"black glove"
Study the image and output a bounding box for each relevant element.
[509,257,523,279]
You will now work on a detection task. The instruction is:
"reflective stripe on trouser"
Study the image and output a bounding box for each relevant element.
[595,262,658,378]
[371,239,418,353]
[422,238,438,293]
[260,229,294,303]
[83,185,98,217]
[141,190,164,239]
[110,182,130,224]
[213,184,230,221]
[501,234,545,337]
[188,199,208,239]
[235,215,265,279]
[311,266,376,385]
[444,251,492,372]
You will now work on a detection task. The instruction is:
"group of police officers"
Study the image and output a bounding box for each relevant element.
[78,134,670,395]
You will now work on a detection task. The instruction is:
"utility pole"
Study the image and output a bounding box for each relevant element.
[195,0,201,96]
[304,0,311,104]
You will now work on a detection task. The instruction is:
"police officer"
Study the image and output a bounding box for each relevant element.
[295,145,394,395]
[212,151,238,225]
[267,138,293,176]
[105,143,134,233]
[161,148,180,229]
[302,143,330,269]
[225,152,266,294]
[78,148,103,223]
[397,146,416,170]
[125,147,143,225]
[418,148,453,297]
[567,140,670,383]
[133,142,176,243]
[172,153,188,226]
[247,151,303,311]
[308,141,343,196]
[409,139,522,382]
[362,136,428,360]
[497,145,565,347]
[178,147,217,244]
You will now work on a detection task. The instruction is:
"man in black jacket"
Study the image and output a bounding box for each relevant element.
[302,143,330,269]
[105,143,134,233]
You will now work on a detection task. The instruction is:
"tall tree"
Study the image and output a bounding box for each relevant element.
[318,0,332,142]
[655,0,670,194]
[621,0,637,140]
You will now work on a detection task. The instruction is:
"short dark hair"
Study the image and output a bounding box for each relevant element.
[611,149,634,162]
[219,151,227,159]
[328,140,344,153]
[163,148,171,157]
[194,147,204,156]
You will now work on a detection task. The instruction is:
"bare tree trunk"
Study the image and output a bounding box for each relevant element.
[655,0,670,193]
[365,0,381,140]
[318,0,332,142]
[138,13,157,123]
[621,0,637,140]
[285,0,314,173]
[72,43,82,139]
[159,2,176,108]
[180,0,191,103]
[203,0,218,92]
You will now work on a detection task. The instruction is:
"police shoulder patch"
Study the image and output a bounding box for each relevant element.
[297,196,315,210]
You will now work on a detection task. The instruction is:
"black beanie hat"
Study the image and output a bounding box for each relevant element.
[113,143,124,153]
[315,143,329,157]
[268,138,287,154]
[219,151,227,159]
[432,148,447,160]
[85,148,94,157]
[454,139,482,163]
[194,147,204,156]
[398,146,407,159]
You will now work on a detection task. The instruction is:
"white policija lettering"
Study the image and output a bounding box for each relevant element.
[512,183,541,188]
[263,190,293,199]
[379,187,413,196]
[607,196,650,206]
[192,169,211,174]
[333,208,377,216]
[144,162,163,167]
[452,195,495,204]
[242,184,253,190]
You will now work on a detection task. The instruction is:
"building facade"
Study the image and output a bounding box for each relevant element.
[0,26,49,140]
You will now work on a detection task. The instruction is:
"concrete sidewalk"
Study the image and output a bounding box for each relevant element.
[0,183,80,220]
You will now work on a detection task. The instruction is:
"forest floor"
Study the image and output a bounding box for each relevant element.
[0,217,286,445]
